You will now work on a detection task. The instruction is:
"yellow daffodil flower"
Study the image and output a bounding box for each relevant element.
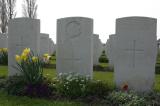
[2,48,7,52]
[32,56,38,62]
[21,53,28,61]
[44,53,49,57]
[15,55,21,62]
[23,48,30,55]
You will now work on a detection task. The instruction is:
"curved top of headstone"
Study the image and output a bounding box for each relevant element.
[49,38,55,44]
[93,34,99,38]
[109,34,116,38]
[40,33,49,38]
[117,16,156,21]
[116,16,157,35]
[57,17,93,41]
[9,17,40,23]
[57,17,93,21]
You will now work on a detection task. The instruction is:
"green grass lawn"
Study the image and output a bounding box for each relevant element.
[0,65,160,106]
[0,65,160,91]
[0,91,83,106]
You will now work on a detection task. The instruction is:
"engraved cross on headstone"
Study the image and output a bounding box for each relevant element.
[124,40,144,68]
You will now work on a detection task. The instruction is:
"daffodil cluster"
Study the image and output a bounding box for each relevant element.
[15,48,38,63]
[0,48,8,53]
[42,53,51,64]
[15,48,43,85]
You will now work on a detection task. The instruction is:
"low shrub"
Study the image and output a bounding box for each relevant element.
[0,77,6,90]
[55,73,113,100]
[6,76,26,96]
[6,76,54,98]
[55,73,90,99]
[43,63,56,69]
[155,65,160,74]
[99,56,108,63]
[93,65,105,71]
[50,56,56,61]
[93,65,113,72]
[99,50,109,63]
[107,91,146,106]
[24,80,53,98]
[0,48,8,65]
[51,53,56,57]
[85,80,113,98]
[143,92,160,105]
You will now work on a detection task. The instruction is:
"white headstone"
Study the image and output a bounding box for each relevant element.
[93,34,103,65]
[105,39,112,66]
[40,33,49,56]
[8,18,40,76]
[106,34,117,67]
[0,33,8,48]
[115,17,157,92]
[57,17,93,77]
[98,38,103,58]
[49,38,55,55]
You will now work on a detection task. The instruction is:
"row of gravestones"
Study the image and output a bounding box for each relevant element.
[6,18,103,76]
[93,34,104,65]
[40,33,56,56]
[56,16,157,92]
[0,33,55,56]
[0,33,101,65]
[5,16,157,93]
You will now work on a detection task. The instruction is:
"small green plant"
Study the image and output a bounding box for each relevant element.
[99,51,109,63]
[107,91,146,106]
[55,73,91,98]
[143,92,160,105]
[0,48,8,65]
[55,73,113,100]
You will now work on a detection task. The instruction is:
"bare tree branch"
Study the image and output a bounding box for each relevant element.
[0,0,8,33]
[22,0,38,19]
[6,0,17,19]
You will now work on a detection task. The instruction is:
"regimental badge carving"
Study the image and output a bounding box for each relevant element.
[65,21,82,39]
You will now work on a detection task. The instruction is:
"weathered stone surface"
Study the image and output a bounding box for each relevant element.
[49,38,55,55]
[40,33,49,56]
[57,17,93,77]
[114,17,157,92]
[8,18,40,76]
[93,34,103,65]
[107,34,117,67]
